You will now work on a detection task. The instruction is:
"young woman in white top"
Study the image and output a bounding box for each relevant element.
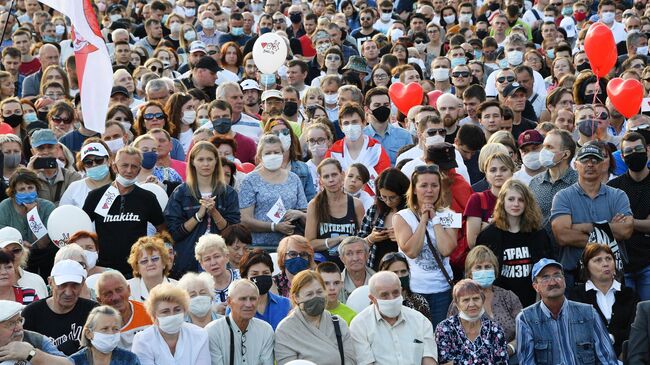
[59,140,114,208]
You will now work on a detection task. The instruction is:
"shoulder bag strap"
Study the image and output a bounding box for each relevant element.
[414,211,454,288]
[332,316,345,365]
[225,316,235,365]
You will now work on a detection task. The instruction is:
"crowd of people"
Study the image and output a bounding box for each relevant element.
[3,0,650,363]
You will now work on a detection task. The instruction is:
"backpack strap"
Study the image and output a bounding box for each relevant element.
[478,191,490,220]
[225,316,235,365]
[332,316,345,365]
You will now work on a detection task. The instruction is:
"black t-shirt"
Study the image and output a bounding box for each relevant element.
[82,184,165,275]
[350,28,380,50]
[608,172,650,273]
[512,117,537,141]
[476,225,554,307]
[23,298,98,355]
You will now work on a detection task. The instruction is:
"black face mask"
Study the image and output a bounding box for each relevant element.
[624,151,648,172]
[250,274,273,295]
[635,2,645,10]
[577,119,597,137]
[213,118,232,134]
[283,101,298,117]
[488,2,500,11]
[371,106,391,122]
[585,92,606,104]
[37,111,48,122]
[476,30,489,40]
[576,62,591,72]
[3,114,23,128]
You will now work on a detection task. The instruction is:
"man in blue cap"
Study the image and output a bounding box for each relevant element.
[515,258,618,364]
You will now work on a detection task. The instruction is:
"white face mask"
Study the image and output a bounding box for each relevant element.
[506,50,524,66]
[105,138,125,153]
[390,28,404,40]
[182,110,196,125]
[544,16,555,22]
[91,332,120,354]
[431,68,450,82]
[170,22,182,33]
[323,93,338,105]
[443,14,456,24]
[278,133,292,151]
[459,307,485,322]
[638,46,649,55]
[380,12,392,22]
[184,31,197,41]
[157,312,185,334]
[189,295,212,317]
[109,14,121,22]
[262,154,283,171]
[116,174,137,187]
[309,143,328,158]
[522,151,542,170]
[458,14,472,24]
[83,250,98,269]
[342,124,363,142]
[55,24,65,36]
[376,296,403,318]
[601,11,615,24]
[539,147,560,168]
[202,18,215,29]
[425,135,445,146]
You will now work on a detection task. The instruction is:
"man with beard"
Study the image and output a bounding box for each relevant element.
[362,87,411,165]
[516,259,617,364]
[241,79,262,118]
[436,93,463,144]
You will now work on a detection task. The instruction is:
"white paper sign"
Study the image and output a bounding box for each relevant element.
[94,185,120,217]
[266,197,286,224]
[27,207,47,240]
[436,212,462,228]
[642,97,650,113]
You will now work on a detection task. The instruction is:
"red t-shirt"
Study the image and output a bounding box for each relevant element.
[299,35,316,58]
[170,159,187,181]
[19,58,41,77]
[233,132,257,164]
[463,190,497,222]
[448,169,474,214]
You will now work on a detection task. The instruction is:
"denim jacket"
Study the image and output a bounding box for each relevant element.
[291,160,316,202]
[70,347,141,365]
[516,299,618,365]
[164,183,240,278]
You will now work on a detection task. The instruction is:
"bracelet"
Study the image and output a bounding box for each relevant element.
[507,343,516,355]
[194,213,203,222]
[325,238,330,248]
[271,222,276,232]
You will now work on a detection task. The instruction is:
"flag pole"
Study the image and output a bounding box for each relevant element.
[0,0,16,45]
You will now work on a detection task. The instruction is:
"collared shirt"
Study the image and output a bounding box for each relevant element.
[339,267,375,303]
[198,30,223,46]
[516,299,618,365]
[585,280,621,322]
[254,292,291,330]
[205,315,275,365]
[529,167,578,228]
[364,122,413,165]
[350,304,436,365]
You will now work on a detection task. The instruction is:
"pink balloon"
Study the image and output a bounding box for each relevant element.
[427,90,444,108]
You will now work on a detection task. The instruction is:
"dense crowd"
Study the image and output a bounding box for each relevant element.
[3,0,650,364]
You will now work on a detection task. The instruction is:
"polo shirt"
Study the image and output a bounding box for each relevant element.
[231,113,262,143]
[529,167,578,229]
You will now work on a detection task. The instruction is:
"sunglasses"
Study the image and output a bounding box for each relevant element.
[207,50,218,55]
[326,55,341,61]
[631,124,650,131]
[143,112,165,120]
[452,71,470,78]
[273,18,285,23]
[82,156,106,168]
[622,144,646,156]
[425,128,446,136]
[149,65,163,73]
[414,164,440,174]
[286,250,311,260]
[595,111,609,120]
[272,129,291,137]
[360,17,372,21]
[497,76,516,83]
[51,115,73,124]
[380,251,407,263]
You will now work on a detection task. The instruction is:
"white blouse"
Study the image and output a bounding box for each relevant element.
[132,322,211,365]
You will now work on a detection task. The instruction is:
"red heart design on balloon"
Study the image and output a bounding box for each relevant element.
[584,23,617,78]
[607,78,644,118]
[389,82,424,115]
[261,42,267,48]
[427,90,444,107]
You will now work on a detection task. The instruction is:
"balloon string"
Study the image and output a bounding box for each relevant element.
[591,76,600,142]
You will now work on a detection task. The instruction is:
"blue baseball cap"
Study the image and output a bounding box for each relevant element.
[30,128,58,147]
[531,258,563,282]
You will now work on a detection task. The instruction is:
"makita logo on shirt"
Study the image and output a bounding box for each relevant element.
[103,212,141,222]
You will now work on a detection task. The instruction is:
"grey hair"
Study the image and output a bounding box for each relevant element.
[338,85,363,104]
[0,133,22,147]
[256,134,284,157]
[504,33,526,49]
[368,271,401,296]
[54,243,87,266]
[177,272,215,294]
[215,82,241,100]
[227,278,259,298]
[145,78,169,95]
[80,305,122,348]
[95,270,129,295]
[337,236,369,257]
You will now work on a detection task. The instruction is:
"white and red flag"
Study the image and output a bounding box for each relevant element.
[38,0,111,133]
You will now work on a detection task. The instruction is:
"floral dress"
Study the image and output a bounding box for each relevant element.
[435,314,509,365]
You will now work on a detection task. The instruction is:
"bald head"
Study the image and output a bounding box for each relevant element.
[112,28,129,43]
[228,278,259,298]
[436,93,460,110]
[369,271,401,297]
[39,43,60,69]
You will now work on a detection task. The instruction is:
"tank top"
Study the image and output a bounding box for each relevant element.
[317,195,359,268]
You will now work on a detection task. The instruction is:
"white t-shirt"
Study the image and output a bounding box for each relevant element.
[373,19,395,35]
[512,168,539,185]
[609,21,628,44]
[59,178,93,208]
[179,128,194,155]
[231,113,262,143]
[396,146,471,183]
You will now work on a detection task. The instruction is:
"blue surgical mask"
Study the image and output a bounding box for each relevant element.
[86,164,110,181]
[23,113,38,123]
[451,57,466,67]
[231,27,244,36]
[472,269,496,288]
[42,35,57,43]
[285,257,309,275]
[473,50,483,60]
[259,27,272,35]
[260,73,276,87]
[141,151,158,170]
[15,191,37,205]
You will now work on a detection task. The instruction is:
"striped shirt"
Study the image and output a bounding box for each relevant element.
[119,300,153,351]
[516,299,618,365]
[13,286,39,305]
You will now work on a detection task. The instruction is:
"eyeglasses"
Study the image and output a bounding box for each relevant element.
[273,18,285,23]
[378,194,401,203]
[577,157,602,165]
[82,156,106,168]
[414,164,440,174]
[51,115,72,124]
[595,111,609,120]
[380,251,407,263]
[622,144,646,156]
[307,137,327,145]
[143,112,165,120]
[1,316,24,330]
[272,129,291,137]
[452,71,470,78]
[425,128,446,136]
[497,76,516,83]
[207,50,218,55]
[285,250,310,260]
[374,74,388,80]
[360,17,372,21]
[138,256,161,266]
[427,29,439,34]
[538,272,564,283]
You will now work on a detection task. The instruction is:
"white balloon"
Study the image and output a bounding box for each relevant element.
[252,32,288,74]
[47,205,93,248]
[346,285,372,313]
[269,252,281,276]
[139,183,169,210]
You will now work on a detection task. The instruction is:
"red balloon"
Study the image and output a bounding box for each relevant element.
[389,82,424,115]
[427,90,444,108]
[237,162,256,174]
[584,23,617,78]
[607,78,644,118]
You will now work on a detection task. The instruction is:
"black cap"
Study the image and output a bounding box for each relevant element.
[426,142,458,170]
[503,82,527,97]
[26,120,48,135]
[110,86,130,97]
[107,4,124,13]
[195,56,221,73]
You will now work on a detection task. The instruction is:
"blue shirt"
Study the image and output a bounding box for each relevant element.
[364,123,412,165]
[254,292,291,330]
[612,149,650,175]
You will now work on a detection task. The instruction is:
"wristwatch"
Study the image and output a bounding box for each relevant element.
[26,347,36,361]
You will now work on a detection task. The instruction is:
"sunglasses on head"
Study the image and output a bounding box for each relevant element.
[380,251,407,263]
[414,164,440,174]
[452,71,470,78]
[207,50,218,55]
[82,156,106,168]
[630,124,650,131]
[143,112,164,120]
[497,76,516,83]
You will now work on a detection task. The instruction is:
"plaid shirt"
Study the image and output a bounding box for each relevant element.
[358,204,388,267]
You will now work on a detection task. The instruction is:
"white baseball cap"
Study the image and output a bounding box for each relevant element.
[0,300,23,322]
[0,227,22,249]
[240,79,262,91]
[51,259,87,285]
[261,89,282,102]
[80,143,109,160]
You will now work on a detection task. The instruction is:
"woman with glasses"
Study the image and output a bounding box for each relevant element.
[568,244,638,357]
[126,236,177,303]
[263,117,316,201]
[0,250,38,304]
[539,86,574,123]
[305,158,365,266]
[393,164,458,326]
[273,235,316,297]
[164,142,240,278]
[524,50,549,78]
[358,168,410,271]
[60,140,114,208]
[378,251,432,318]
[195,234,240,314]
[134,101,185,161]
[275,270,357,365]
[46,99,75,139]
[164,93,199,155]
[304,123,333,191]
[144,58,165,78]
[310,47,344,88]
[368,64,392,90]
[39,65,70,99]
[0,227,47,299]
[390,42,409,66]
